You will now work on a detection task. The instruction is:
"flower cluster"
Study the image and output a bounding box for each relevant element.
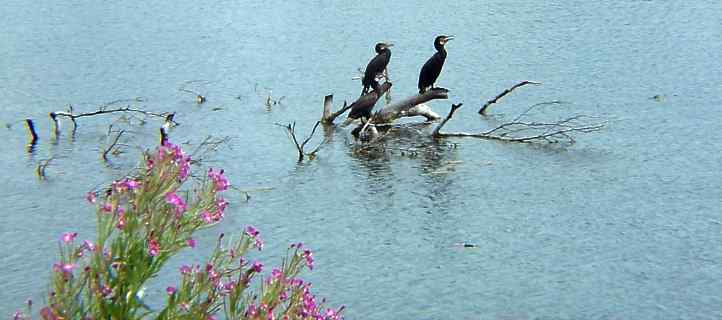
[18,141,343,320]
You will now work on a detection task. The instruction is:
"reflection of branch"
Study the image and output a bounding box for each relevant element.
[478,80,541,115]
[276,121,327,161]
[102,125,125,161]
[435,102,606,144]
[36,157,55,180]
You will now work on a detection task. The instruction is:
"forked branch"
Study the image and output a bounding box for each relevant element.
[276,121,327,161]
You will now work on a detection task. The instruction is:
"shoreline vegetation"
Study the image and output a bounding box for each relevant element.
[14,141,344,320]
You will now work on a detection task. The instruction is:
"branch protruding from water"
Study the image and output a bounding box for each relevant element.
[276,121,327,162]
[436,101,606,144]
[478,80,541,115]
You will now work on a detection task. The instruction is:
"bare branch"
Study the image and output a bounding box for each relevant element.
[432,103,464,137]
[276,121,327,161]
[188,135,233,165]
[435,102,606,144]
[478,80,541,115]
[50,106,176,131]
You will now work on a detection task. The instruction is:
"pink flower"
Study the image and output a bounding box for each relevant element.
[187,238,196,248]
[148,238,160,257]
[216,197,228,213]
[303,249,314,271]
[208,168,230,192]
[124,179,141,190]
[166,286,176,295]
[199,211,213,224]
[53,262,75,275]
[245,225,263,250]
[82,240,96,252]
[245,225,259,237]
[60,232,77,244]
[251,261,263,273]
[101,202,113,213]
[165,192,187,216]
[245,304,258,317]
[116,208,126,230]
[85,192,97,204]
[179,265,192,275]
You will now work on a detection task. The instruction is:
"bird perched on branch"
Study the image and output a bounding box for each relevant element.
[362,42,393,95]
[418,35,454,93]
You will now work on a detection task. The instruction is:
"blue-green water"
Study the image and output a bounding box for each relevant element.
[2,1,721,319]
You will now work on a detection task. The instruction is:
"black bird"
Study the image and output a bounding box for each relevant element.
[348,82,392,121]
[418,35,454,93]
[362,42,393,95]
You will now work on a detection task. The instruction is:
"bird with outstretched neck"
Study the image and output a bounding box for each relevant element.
[418,35,454,93]
[361,42,393,95]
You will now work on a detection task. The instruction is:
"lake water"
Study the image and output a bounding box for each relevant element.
[1,0,721,319]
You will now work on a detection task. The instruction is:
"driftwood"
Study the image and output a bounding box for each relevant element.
[374,88,447,123]
[478,80,541,115]
[434,102,606,144]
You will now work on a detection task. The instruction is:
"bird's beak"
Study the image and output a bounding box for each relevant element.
[445,36,455,41]
[385,43,394,48]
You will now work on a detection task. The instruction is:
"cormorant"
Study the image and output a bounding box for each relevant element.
[348,82,392,121]
[418,35,454,93]
[362,42,393,95]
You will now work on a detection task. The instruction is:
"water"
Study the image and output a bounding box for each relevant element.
[2,0,721,318]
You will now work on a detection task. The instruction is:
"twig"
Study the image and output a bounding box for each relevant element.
[478,80,541,115]
[188,135,233,165]
[436,102,606,144]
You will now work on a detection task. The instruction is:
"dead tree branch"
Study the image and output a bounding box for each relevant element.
[276,121,327,162]
[322,82,392,125]
[432,103,464,137]
[435,102,606,144]
[375,87,448,123]
[478,80,541,115]
[50,105,176,132]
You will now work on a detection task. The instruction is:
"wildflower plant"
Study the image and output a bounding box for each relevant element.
[16,141,343,320]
